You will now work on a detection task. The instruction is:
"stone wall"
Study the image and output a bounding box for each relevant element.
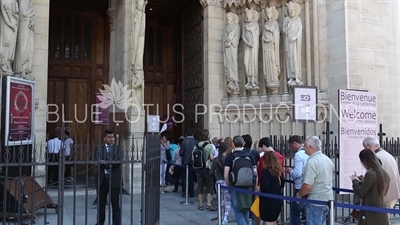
[346,0,400,136]
[323,0,400,137]
[324,0,347,135]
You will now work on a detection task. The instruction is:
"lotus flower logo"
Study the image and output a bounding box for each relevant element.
[97,78,134,110]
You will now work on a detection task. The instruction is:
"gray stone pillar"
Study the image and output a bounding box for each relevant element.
[200,0,225,137]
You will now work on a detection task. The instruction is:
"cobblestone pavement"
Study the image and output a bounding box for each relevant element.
[11,183,400,225]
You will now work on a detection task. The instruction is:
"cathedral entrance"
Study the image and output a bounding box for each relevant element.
[46,0,109,175]
[144,0,203,140]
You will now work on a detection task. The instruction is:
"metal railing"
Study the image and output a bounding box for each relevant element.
[0,131,160,225]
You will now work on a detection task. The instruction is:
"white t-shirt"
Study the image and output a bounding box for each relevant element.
[212,144,218,158]
[64,138,74,156]
[46,138,62,154]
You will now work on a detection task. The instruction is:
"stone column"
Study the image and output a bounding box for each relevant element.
[305,0,312,86]
[128,0,145,140]
[312,0,320,89]
[280,0,288,95]
[128,0,145,194]
[107,7,116,87]
[31,0,50,187]
[200,0,224,137]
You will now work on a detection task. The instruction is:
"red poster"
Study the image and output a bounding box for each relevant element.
[6,77,34,146]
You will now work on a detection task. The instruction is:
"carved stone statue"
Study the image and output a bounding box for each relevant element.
[242,8,260,93]
[262,6,280,94]
[224,12,240,96]
[0,0,19,74]
[132,70,144,110]
[132,0,147,72]
[14,0,35,78]
[283,1,303,87]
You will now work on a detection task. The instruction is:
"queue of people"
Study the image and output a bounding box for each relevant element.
[161,132,400,225]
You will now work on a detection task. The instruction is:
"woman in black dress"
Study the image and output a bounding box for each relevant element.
[259,151,285,225]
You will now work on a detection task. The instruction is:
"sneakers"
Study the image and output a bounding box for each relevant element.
[221,220,228,225]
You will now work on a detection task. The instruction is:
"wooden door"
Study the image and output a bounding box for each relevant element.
[144,19,182,139]
[47,78,66,137]
[182,3,204,133]
[47,6,109,175]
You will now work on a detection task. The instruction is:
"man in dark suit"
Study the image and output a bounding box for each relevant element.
[95,129,123,225]
[179,130,198,197]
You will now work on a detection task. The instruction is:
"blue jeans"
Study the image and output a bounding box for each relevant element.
[230,191,250,225]
[291,189,305,225]
[306,204,329,225]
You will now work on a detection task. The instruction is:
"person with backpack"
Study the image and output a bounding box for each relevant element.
[224,135,257,225]
[192,130,216,211]
[242,134,260,224]
[210,142,231,225]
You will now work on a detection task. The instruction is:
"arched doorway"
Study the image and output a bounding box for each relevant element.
[144,0,204,140]
[46,0,110,175]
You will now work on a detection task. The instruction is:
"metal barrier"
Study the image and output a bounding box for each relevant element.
[0,125,160,225]
[269,133,400,224]
[217,183,398,225]
[141,134,161,225]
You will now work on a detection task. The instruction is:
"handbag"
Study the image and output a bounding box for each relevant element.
[166,148,172,161]
[351,199,361,219]
[251,175,282,218]
[250,196,260,217]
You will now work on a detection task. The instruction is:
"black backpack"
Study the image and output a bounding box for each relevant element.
[192,142,208,169]
[229,152,256,187]
[166,148,172,161]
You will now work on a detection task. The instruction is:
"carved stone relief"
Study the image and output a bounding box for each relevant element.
[262,6,280,94]
[0,0,19,75]
[0,0,37,78]
[283,1,303,87]
[131,0,147,108]
[223,0,241,8]
[224,12,240,96]
[221,0,310,97]
[107,8,116,32]
[242,8,260,94]
[132,0,147,72]
[14,0,35,79]
[200,0,223,8]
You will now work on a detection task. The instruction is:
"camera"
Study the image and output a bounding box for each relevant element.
[300,94,310,101]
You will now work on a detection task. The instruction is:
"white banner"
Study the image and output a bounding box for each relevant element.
[338,89,378,193]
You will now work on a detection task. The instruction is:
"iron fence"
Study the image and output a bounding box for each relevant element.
[0,128,160,225]
[266,133,400,224]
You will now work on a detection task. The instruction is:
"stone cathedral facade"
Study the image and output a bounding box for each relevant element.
[1,0,398,191]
